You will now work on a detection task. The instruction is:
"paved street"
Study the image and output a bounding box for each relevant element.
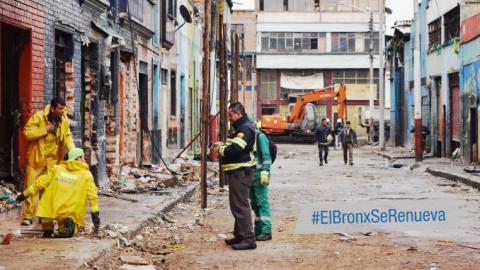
[86,144,480,270]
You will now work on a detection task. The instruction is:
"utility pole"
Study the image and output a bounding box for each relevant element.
[201,0,211,208]
[379,2,386,150]
[368,10,375,144]
[218,7,227,188]
[230,32,239,103]
[413,0,422,161]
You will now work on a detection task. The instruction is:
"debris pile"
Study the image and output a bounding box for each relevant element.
[0,181,18,213]
[110,159,217,193]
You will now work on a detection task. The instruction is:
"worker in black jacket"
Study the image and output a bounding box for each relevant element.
[212,102,256,250]
[315,118,331,166]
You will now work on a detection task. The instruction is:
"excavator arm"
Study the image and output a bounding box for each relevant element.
[290,84,347,126]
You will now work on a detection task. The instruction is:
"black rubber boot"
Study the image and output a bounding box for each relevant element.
[63,218,75,238]
[255,233,272,241]
[231,239,257,250]
[225,237,242,245]
[42,230,53,238]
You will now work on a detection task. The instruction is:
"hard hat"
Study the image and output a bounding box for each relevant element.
[337,119,342,123]
[68,148,84,161]
[326,118,330,123]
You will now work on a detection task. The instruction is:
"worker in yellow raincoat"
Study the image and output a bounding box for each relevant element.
[21,98,74,225]
[17,148,100,238]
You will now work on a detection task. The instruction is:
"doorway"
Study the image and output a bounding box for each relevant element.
[0,22,31,187]
[471,108,478,163]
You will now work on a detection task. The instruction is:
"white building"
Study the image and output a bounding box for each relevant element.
[255,0,385,137]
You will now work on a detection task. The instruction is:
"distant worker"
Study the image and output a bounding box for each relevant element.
[315,118,331,166]
[16,148,100,238]
[212,102,257,250]
[334,119,344,150]
[339,121,358,165]
[251,123,273,241]
[21,97,74,225]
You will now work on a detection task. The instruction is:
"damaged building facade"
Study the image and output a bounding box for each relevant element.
[0,0,230,189]
[388,0,480,163]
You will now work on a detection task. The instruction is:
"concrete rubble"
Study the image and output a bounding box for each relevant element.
[0,181,19,213]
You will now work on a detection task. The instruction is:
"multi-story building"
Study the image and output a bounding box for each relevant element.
[232,1,257,117]
[459,1,480,163]
[255,0,384,138]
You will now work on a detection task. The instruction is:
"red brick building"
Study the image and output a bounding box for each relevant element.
[0,0,44,180]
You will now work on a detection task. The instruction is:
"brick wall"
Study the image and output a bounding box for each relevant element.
[0,0,45,112]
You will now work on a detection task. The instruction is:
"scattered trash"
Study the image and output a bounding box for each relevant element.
[410,163,420,170]
[206,236,217,242]
[391,161,404,168]
[120,265,156,270]
[437,183,460,188]
[0,181,18,213]
[120,255,150,266]
[464,166,480,173]
[336,233,357,242]
[277,227,285,232]
[134,235,144,241]
[405,246,418,252]
[360,232,377,236]
[457,244,480,250]
[452,148,460,160]
[1,233,13,245]
[217,233,227,239]
[333,251,340,256]
[429,262,439,270]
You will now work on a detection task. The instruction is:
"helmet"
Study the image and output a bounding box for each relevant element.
[326,118,330,123]
[337,119,342,123]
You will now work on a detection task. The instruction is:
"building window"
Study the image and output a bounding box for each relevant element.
[262,105,276,115]
[245,56,254,81]
[364,32,379,53]
[126,0,144,21]
[161,68,168,85]
[54,29,74,100]
[260,0,285,12]
[170,70,176,116]
[261,32,327,53]
[428,18,441,51]
[444,6,459,43]
[332,69,379,86]
[332,33,356,53]
[168,0,177,19]
[260,70,277,100]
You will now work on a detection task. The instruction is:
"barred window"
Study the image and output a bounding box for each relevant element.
[260,70,277,100]
[428,18,441,51]
[444,6,459,42]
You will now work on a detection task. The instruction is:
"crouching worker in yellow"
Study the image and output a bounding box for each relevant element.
[22,98,74,225]
[17,148,100,238]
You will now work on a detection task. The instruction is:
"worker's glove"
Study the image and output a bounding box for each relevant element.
[260,171,270,186]
[91,212,101,230]
[16,193,26,203]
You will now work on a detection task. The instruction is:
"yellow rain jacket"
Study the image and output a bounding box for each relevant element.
[23,105,74,169]
[23,160,99,227]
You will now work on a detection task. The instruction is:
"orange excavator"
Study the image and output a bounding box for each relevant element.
[261,84,347,143]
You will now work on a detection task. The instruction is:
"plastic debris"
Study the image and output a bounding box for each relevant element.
[1,233,13,245]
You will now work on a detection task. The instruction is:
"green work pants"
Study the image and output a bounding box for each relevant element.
[250,170,272,234]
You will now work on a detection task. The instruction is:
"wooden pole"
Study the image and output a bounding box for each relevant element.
[200,0,211,209]
[231,32,239,103]
[218,13,226,188]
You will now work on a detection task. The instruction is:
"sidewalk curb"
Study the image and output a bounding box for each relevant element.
[80,183,199,269]
[426,167,480,190]
[374,151,415,160]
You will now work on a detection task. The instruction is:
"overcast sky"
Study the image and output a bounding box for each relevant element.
[232,0,415,34]
[385,0,414,34]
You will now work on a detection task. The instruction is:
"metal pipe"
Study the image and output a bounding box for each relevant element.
[413,0,422,161]
[369,10,375,144]
[379,2,386,150]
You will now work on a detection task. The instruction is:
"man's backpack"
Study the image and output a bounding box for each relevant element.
[257,132,277,164]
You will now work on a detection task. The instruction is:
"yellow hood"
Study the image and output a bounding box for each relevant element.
[62,160,89,171]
